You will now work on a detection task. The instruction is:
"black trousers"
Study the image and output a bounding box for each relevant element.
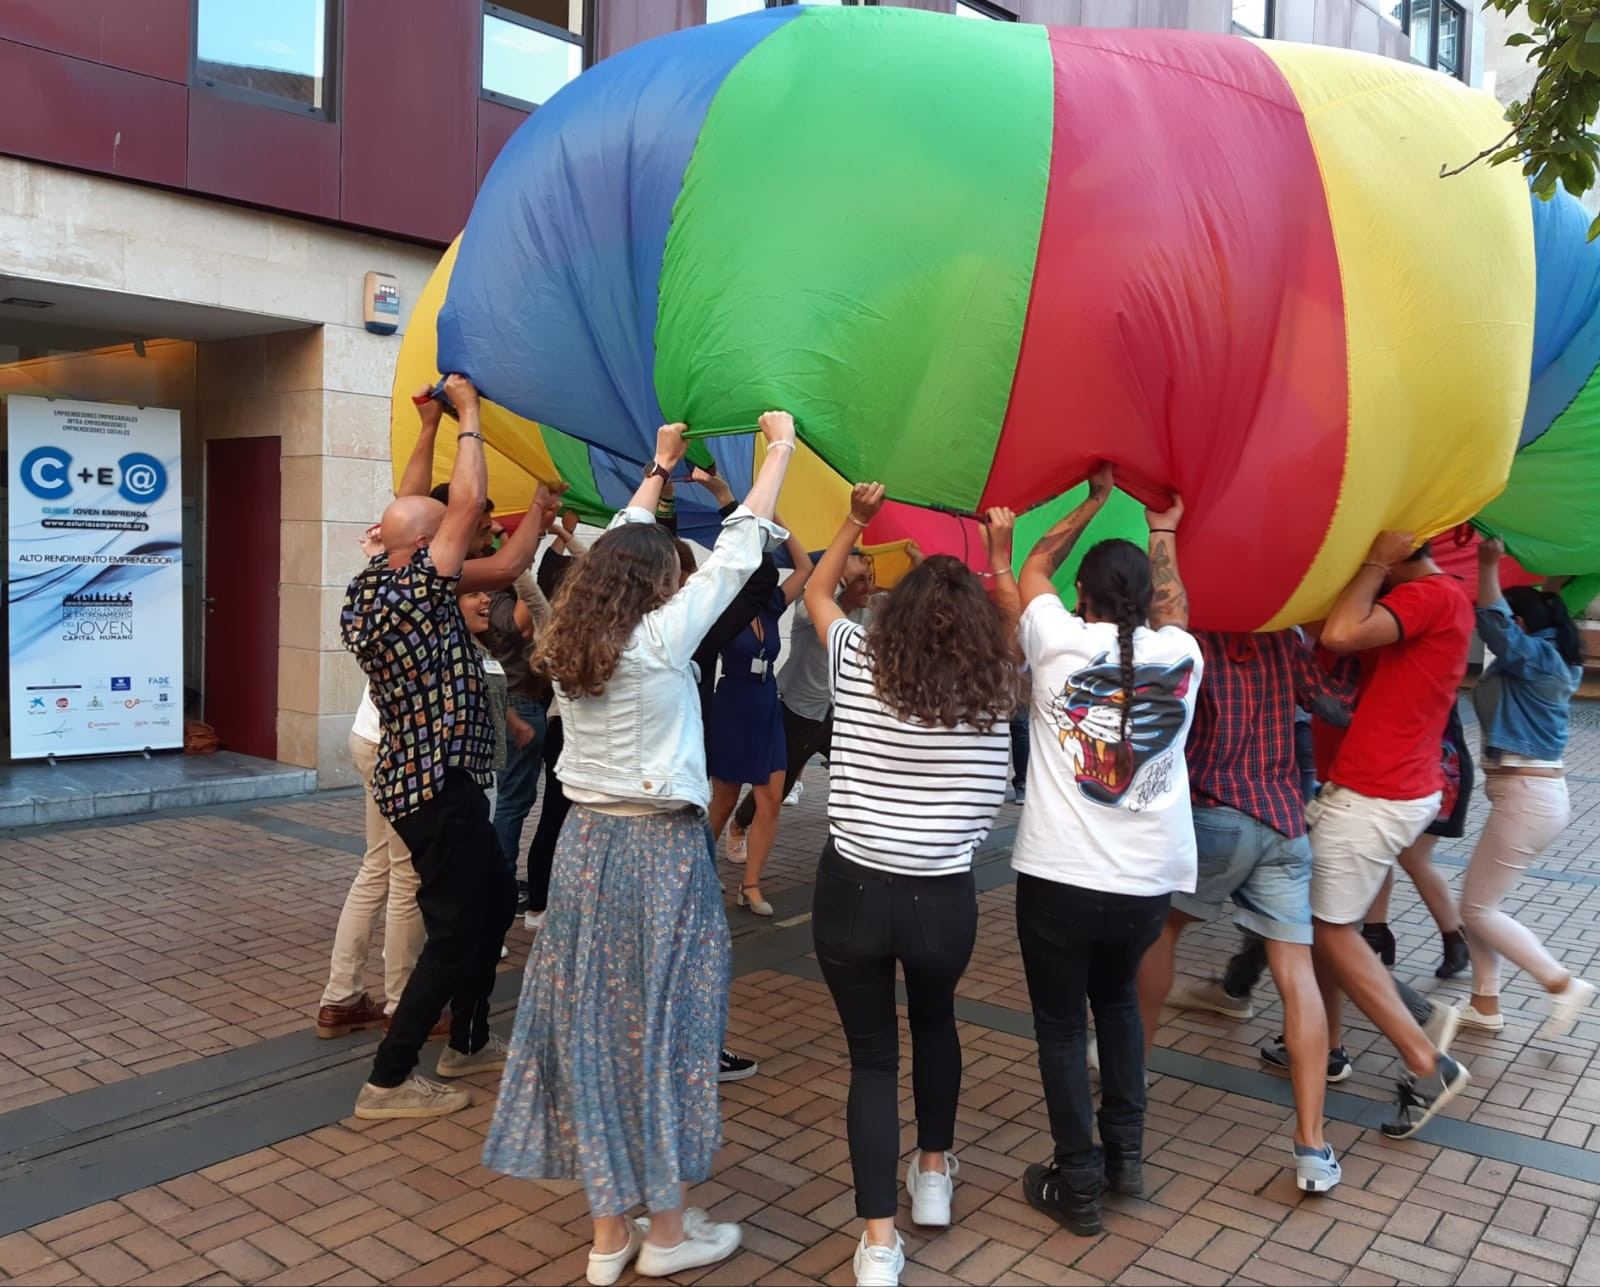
[525,716,573,915]
[1016,874,1169,1194]
[733,701,832,830]
[812,842,977,1219]
[371,769,518,1087]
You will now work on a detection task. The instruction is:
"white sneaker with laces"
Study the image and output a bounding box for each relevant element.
[634,1209,740,1278]
[586,1219,645,1287]
[853,1231,905,1287]
[906,1152,958,1226]
[784,781,806,807]
[525,909,546,931]
[1541,977,1596,1040]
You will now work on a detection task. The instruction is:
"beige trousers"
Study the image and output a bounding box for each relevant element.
[1461,774,1572,998]
[320,733,425,1012]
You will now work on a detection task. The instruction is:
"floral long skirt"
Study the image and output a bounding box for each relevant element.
[483,806,730,1216]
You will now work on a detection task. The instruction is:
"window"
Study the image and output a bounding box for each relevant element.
[193,0,335,117]
[481,2,584,111]
[1382,0,1466,79]
[1231,1,1271,37]
[1408,0,1434,65]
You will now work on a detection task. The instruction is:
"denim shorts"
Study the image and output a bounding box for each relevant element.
[1171,805,1313,945]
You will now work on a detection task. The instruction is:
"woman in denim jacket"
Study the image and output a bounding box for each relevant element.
[1455,538,1593,1040]
[484,415,796,1286]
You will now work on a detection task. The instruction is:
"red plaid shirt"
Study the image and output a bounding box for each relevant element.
[1186,630,1356,838]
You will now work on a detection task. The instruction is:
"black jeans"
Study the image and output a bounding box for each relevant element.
[525,716,572,915]
[1015,874,1169,1194]
[733,702,832,830]
[812,842,977,1219]
[371,769,518,1086]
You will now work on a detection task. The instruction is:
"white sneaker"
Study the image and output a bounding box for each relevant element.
[586,1219,645,1287]
[853,1231,905,1286]
[500,944,509,960]
[906,1152,958,1226]
[1455,1003,1505,1033]
[524,909,546,931]
[784,781,806,807]
[1541,978,1596,1040]
[634,1209,740,1278]
[1423,998,1460,1055]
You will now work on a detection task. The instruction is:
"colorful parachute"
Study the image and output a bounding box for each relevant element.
[1483,188,1600,608]
[420,7,1600,625]
[436,8,1537,631]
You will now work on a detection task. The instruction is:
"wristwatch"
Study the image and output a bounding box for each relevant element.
[642,460,672,484]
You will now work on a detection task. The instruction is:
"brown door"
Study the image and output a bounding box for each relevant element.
[203,437,280,759]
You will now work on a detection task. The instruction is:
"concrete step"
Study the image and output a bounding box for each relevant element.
[0,751,318,830]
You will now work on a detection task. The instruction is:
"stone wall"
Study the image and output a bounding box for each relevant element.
[1,157,439,785]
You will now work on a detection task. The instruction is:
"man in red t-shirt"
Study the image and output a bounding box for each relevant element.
[1311,532,1473,1141]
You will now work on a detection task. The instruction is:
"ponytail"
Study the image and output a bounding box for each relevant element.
[1504,585,1584,667]
[1114,608,1139,742]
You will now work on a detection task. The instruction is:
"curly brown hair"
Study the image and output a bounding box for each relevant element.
[861,554,1019,730]
[534,523,680,696]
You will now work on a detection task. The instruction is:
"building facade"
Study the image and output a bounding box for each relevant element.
[0,0,1479,786]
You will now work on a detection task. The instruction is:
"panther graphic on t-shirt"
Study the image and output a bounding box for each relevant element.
[1044,651,1196,806]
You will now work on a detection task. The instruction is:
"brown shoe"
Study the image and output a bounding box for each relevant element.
[383,1009,452,1042]
[316,994,385,1039]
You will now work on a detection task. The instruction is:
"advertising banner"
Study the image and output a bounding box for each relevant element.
[7,396,184,759]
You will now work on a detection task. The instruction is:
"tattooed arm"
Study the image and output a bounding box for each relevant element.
[1019,462,1114,609]
[1146,492,1188,630]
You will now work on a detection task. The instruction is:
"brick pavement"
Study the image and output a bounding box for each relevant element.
[2,701,1600,1284]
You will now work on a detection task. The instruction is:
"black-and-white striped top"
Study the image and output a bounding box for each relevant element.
[825,618,1010,875]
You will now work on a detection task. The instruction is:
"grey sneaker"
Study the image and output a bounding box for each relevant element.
[1381,1054,1470,1140]
[1170,977,1254,1020]
[353,1074,470,1120]
[1293,1143,1342,1194]
[436,1033,509,1079]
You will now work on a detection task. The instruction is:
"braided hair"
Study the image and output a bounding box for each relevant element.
[1075,539,1155,742]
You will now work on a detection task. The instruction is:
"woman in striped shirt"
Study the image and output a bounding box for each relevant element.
[804,483,1020,1287]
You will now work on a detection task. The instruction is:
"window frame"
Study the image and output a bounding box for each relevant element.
[189,0,340,121]
[1433,0,1465,79]
[479,1,590,114]
[1229,0,1273,38]
[955,0,1018,19]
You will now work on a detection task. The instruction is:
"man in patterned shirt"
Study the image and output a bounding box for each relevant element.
[1134,629,1353,1194]
[342,374,518,1121]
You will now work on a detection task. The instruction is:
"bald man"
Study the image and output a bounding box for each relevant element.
[341,374,518,1122]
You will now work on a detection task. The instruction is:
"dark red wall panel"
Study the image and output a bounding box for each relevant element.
[0,0,190,82]
[0,40,186,186]
[476,98,527,189]
[187,90,339,221]
[597,0,701,59]
[340,0,477,243]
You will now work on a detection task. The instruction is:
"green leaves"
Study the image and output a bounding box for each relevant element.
[1476,3,1600,236]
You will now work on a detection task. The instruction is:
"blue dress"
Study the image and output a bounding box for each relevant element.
[706,588,787,785]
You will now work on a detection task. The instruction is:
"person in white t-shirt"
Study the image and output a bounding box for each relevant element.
[1002,464,1201,1238]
